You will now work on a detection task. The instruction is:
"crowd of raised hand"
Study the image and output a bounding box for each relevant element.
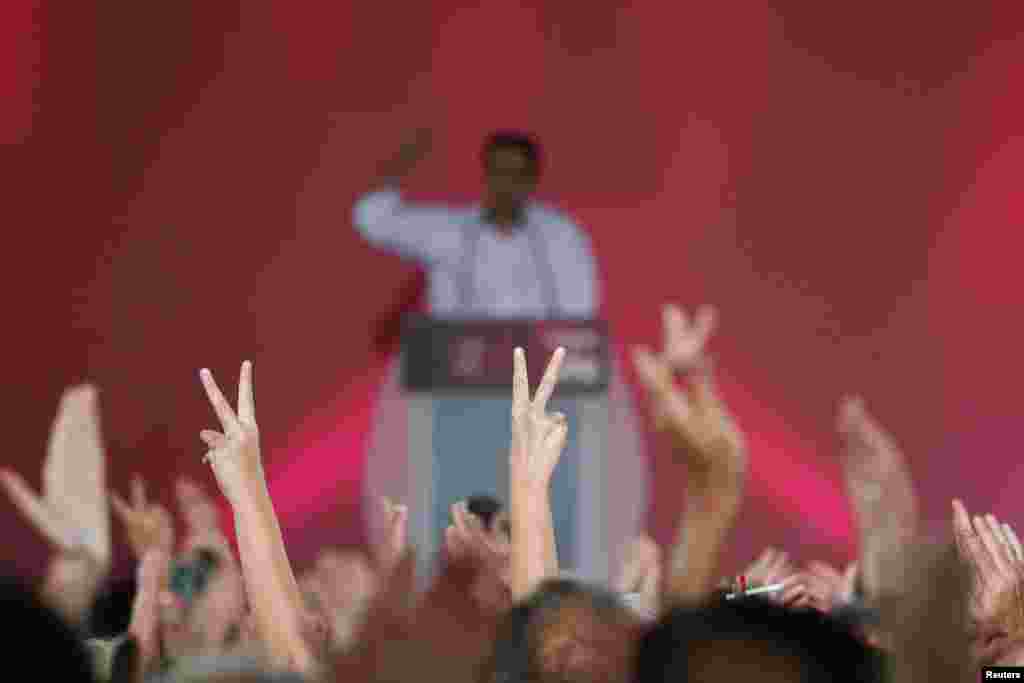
[2,305,1020,683]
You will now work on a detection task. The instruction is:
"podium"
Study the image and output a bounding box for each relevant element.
[389,315,628,584]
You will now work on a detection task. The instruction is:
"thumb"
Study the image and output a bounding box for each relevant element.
[1,470,68,549]
[632,346,671,394]
[543,414,569,450]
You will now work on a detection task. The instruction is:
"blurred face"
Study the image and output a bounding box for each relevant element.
[315,548,378,613]
[484,146,538,212]
[159,549,246,657]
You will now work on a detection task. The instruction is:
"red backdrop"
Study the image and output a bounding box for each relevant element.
[3,0,1024,577]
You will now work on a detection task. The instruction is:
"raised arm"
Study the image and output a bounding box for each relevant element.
[508,347,569,599]
[836,396,918,601]
[110,475,175,561]
[352,128,463,265]
[632,305,746,605]
[0,385,111,625]
[197,361,311,672]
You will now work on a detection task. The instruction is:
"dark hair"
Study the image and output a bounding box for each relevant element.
[87,577,137,638]
[169,547,222,609]
[481,131,542,176]
[466,494,505,532]
[635,598,882,683]
[0,575,95,681]
[484,578,636,683]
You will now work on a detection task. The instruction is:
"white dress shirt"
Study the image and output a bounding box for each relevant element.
[352,189,599,318]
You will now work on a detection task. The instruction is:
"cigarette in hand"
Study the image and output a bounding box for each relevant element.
[725,581,787,600]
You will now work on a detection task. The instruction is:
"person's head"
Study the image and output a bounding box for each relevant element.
[485,578,639,683]
[161,547,247,658]
[481,131,542,218]
[634,598,881,683]
[0,574,95,681]
[315,547,377,612]
[466,494,511,543]
[312,547,378,650]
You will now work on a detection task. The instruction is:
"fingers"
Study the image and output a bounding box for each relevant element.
[748,547,776,574]
[0,469,66,548]
[950,499,974,569]
[237,360,256,425]
[838,396,877,464]
[985,514,1015,565]
[745,549,771,584]
[1003,523,1024,562]
[638,559,662,601]
[383,497,407,530]
[693,305,718,345]
[512,348,529,413]
[633,347,695,429]
[837,395,865,435]
[841,562,859,599]
[633,346,701,432]
[807,560,842,584]
[779,575,808,606]
[451,501,469,534]
[542,412,569,454]
[445,525,464,558]
[752,548,791,585]
[632,346,672,395]
[662,304,688,355]
[977,515,1012,574]
[952,499,974,554]
[199,368,238,433]
[63,383,99,405]
[532,347,566,412]
[387,503,409,568]
[690,356,724,415]
[131,475,147,510]
[390,504,408,538]
[55,385,102,446]
[129,547,170,668]
[200,430,226,449]
[175,477,205,506]
[614,555,642,594]
[954,499,997,579]
[661,304,717,370]
[839,396,900,463]
[110,490,132,522]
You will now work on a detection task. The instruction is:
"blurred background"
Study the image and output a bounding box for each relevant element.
[2,0,1023,578]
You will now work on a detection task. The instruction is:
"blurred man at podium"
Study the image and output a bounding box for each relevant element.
[352,131,640,585]
[352,129,600,318]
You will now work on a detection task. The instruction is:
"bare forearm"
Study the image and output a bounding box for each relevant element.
[544,519,559,577]
[510,480,555,600]
[666,487,742,604]
[231,486,310,671]
[373,129,430,186]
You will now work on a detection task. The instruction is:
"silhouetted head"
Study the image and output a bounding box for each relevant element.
[635,597,881,683]
[88,576,137,638]
[0,574,95,681]
[481,131,541,223]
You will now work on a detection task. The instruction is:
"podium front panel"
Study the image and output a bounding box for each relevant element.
[427,395,581,573]
[363,318,647,586]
